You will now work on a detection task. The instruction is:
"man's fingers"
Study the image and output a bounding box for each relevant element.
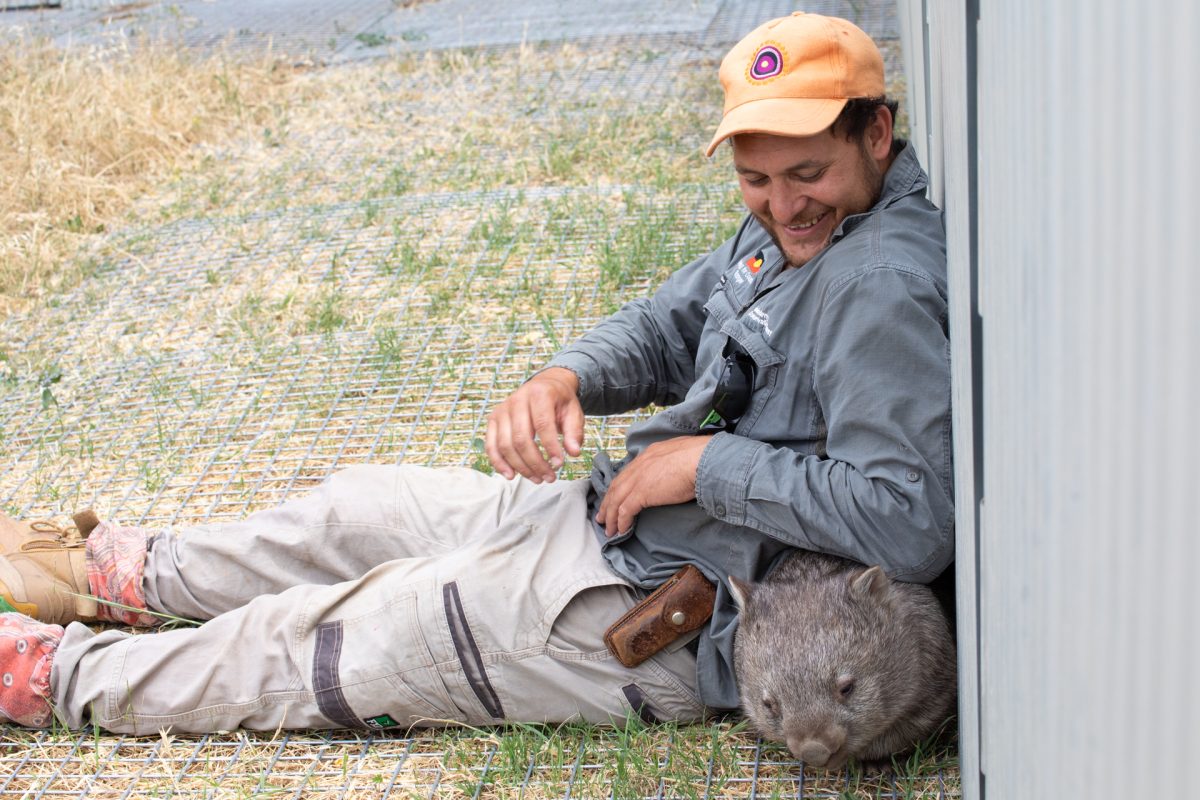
[616,495,642,539]
[601,490,619,537]
[506,411,553,482]
[531,399,566,473]
[561,402,585,457]
[483,422,506,478]
[484,410,517,479]
[486,368,585,482]
[594,436,708,535]
[598,470,638,538]
[487,404,546,482]
[596,481,613,534]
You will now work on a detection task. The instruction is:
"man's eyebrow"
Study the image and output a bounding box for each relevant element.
[734,159,831,175]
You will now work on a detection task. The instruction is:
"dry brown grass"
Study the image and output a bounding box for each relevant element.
[0,39,303,313]
[141,42,731,223]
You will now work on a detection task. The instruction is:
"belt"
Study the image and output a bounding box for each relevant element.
[603,565,716,668]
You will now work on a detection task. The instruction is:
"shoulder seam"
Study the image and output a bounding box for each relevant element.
[825,260,944,302]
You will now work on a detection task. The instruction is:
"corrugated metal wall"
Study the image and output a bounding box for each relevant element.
[900,2,981,797]
[905,0,1200,796]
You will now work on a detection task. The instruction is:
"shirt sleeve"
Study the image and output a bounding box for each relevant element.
[546,216,756,416]
[693,264,954,583]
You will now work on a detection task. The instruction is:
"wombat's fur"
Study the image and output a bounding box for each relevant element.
[731,551,956,771]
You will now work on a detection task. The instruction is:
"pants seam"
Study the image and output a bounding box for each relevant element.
[636,657,705,715]
[100,690,314,729]
[105,640,132,723]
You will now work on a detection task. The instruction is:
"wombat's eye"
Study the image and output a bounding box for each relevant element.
[836,676,856,701]
[761,695,779,718]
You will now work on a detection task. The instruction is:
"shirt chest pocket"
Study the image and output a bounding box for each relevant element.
[691,291,786,436]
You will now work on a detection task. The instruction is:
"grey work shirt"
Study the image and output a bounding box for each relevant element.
[546,142,953,711]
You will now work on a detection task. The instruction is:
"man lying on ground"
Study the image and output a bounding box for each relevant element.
[0,12,952,734]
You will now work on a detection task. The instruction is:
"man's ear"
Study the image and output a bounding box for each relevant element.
[866,104,894,161]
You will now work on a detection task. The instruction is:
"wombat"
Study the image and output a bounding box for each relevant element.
[730,550,957,771]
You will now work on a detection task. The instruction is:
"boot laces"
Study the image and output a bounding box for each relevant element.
[23,521,86,551]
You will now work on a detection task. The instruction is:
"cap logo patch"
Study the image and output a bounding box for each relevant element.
[747,42,785,83]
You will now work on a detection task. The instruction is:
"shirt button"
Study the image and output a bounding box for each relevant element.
[906,470,920,482]
[715,503,727,517]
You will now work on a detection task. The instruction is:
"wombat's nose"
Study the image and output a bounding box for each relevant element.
[789,727,848,769]
[791,738,832,766]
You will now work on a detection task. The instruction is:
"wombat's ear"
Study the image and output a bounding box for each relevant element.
[849,565,890,602]
[728,575,756,614]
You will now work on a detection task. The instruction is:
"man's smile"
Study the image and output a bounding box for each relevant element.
[784,210,829,232]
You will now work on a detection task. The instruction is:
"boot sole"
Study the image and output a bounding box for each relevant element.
[0,557,40,618]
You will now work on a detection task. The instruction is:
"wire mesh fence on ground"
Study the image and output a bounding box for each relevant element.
[0,1,958,796]
[0,725,958,799]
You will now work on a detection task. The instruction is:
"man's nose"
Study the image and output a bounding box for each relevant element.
[769,185,807,224]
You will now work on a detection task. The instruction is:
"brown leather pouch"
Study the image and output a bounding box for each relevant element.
[604,564,717,668]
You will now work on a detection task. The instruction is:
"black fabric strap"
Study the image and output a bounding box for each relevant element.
[312,621,362,729]
[443,582,505,719]
[621,683,661,725]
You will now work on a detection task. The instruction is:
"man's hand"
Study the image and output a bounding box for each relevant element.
[596,434,713,538]
[486,367,584,483]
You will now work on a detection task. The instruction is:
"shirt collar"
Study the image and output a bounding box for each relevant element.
[831,140,927,243]
[878,140,927,205]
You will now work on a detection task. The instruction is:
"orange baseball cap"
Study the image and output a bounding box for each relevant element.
[705,12,885,156]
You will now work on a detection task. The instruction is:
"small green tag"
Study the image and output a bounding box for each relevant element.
[364,714,399,729]
[700,409,723,428]
[0,597,18,614]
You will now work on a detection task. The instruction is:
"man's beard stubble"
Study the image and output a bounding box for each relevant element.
[761,145,886,270]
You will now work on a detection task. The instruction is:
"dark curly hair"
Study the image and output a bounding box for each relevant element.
[830,95,899,142]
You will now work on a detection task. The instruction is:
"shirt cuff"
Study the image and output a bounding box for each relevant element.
[695,431,759,525]
[541,353,596,401]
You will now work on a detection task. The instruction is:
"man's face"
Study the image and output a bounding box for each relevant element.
[731,111,892,269]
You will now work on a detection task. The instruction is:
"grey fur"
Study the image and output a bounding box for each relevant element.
[731,550,957,771]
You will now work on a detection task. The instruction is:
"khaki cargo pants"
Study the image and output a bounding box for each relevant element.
[49,466,706,733]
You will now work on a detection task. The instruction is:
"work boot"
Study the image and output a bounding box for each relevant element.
[0,511,99,626]
[0,612,63,728]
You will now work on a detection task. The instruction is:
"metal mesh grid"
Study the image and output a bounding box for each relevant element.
[0,182,739,525]
[0,1,60,11]
[0,728,957,798]
[0,1,958,795]
[1,0,896,61]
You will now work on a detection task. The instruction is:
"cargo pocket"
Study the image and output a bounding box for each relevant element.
[434,574,624,724]
[545,579,641,661]
[309,583,462,729]
[442,580,505,720]
[543,577,707,726]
